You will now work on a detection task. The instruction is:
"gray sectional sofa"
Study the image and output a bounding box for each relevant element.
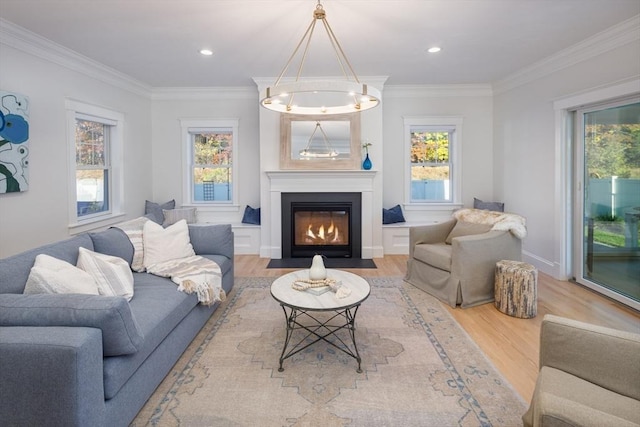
[0,223,234,426]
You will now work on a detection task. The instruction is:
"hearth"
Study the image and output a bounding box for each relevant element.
[282,192,362,258]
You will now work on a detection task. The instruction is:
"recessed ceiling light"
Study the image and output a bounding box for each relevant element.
[199,49,213,56]
[427,47,441,53]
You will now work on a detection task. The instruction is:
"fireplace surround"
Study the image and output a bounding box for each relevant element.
[282,192,362,258]
[265,170,377,259]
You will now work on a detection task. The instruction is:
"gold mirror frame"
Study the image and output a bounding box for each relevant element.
[280,113,361,170]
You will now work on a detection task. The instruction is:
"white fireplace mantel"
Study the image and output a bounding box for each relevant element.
[266,170,377,259]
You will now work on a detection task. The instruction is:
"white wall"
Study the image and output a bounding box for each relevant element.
[493,38,640,277]
[150,90,260,224]
[382,86,494,222]
[0,42,152,258]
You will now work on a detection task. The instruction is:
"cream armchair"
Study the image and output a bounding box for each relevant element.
[523,315,640,427]
[405,213,523,308]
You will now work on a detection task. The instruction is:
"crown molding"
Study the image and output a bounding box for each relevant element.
[0,18,152,98]
[493,14,640,94]
[151,86,257,101]
[384,84,493,98]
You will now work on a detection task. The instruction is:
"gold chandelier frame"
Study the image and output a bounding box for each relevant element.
[260,1,380,115]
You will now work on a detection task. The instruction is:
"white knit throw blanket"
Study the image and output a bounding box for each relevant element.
[453,208,527,239]
[115,217,225,306]
[146,256,226,306]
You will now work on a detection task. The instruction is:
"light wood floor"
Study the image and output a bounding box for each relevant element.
[234,254,640,403]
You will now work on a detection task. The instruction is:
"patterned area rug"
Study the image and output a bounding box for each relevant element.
[132,277,527,426]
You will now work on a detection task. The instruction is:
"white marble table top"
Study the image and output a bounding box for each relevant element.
[270,269,370,310]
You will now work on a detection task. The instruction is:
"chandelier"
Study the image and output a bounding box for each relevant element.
[299,121,338,158]
[260,1,381,115]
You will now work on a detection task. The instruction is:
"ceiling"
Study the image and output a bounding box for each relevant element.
[1,0,639,88]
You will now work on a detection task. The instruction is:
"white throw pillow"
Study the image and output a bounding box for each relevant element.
[143,219,195,269]
[162,207,197,227]
[24,254,100,295]
[77,247,135,301]
[115,216,149,272]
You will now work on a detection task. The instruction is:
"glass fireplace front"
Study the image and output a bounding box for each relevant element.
[282,192,361,258]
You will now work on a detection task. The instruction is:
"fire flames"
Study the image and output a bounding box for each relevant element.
[305,220,342,244]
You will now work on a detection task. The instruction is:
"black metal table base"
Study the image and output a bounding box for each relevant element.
[278,305,363,373]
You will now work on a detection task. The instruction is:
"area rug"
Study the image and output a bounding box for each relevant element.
[132,277,527,426]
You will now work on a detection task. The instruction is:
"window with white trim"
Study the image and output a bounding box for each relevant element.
[404,117,462,204]
[181,119,238,205]
[66,100,124,225]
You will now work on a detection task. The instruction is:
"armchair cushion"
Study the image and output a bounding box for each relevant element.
[445,221,492,244]
[523,315,640,427]
[413,243,452,271]
[524,367,640,427]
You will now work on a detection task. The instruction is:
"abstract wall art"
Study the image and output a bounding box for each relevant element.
[0,90,30,193]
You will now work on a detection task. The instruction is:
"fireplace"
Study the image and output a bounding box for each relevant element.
[282,192,362,258]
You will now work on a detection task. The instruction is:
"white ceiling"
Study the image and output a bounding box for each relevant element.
[1,0,639,88]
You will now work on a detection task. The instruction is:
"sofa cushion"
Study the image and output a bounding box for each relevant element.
[0,234,94,294]
[524,367,640,426]
[89,227,134,266]
[445,221,492,244]
[102,273,203,399]
[24,254,100,295]
[77,248,134,301]
[413,243,452,271]
[0,293,144,356]
[189,224,234,259]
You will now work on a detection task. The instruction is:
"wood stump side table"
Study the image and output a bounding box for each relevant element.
[494,260,538,318]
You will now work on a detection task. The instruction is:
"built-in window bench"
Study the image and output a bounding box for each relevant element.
[382,222,437,255]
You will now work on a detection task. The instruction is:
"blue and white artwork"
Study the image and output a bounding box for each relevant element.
[0,90,29,193]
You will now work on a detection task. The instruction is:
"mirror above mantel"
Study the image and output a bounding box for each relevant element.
[280,113,361,170]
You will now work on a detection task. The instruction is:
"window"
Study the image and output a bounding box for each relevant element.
[66,100,123,226]
[181,119,238,205]
[75,119,110,216]
[404,117,462,205]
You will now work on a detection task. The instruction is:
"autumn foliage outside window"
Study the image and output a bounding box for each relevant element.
[76,119,110,216]
[410,128,452,202]
[192,130,233,202]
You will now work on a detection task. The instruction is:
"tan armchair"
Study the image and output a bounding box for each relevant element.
[404,217,522,308]
[523,315,640,427]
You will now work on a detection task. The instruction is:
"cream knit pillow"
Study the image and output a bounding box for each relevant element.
[143,219,195,269]
[24,254,100,295]
[77,247,134,301]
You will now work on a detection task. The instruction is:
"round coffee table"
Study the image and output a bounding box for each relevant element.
[270,269,370,372]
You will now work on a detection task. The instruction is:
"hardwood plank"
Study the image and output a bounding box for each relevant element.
[234,254,640,403]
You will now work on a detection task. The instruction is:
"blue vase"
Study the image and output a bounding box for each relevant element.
[362,153,372,170]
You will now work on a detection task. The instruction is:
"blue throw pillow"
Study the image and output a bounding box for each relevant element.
[473,197,504,212]
[145,199,175,224]
[382,204,406,224]
[242,205,261,225]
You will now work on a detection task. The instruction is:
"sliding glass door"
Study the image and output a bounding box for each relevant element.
[575,99,640,309]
